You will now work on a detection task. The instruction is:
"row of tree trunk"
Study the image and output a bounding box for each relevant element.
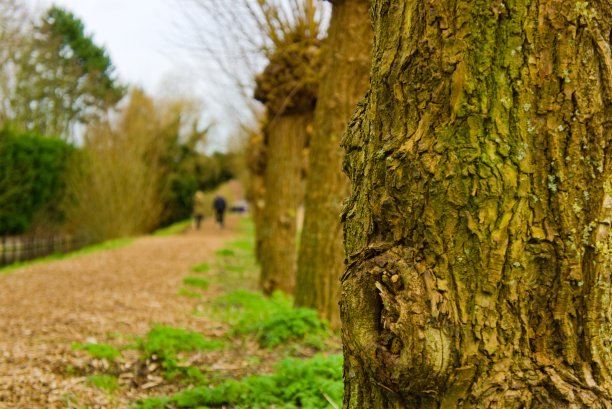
[250,0,611,407]
[252,0,373,328]
[294,0,372,329]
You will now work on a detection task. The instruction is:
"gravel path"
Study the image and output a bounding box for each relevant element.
[0,215,242,408]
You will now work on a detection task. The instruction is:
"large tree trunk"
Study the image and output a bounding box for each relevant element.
[260,113,311,295]
[341,1,611,407]
[295,0,372,329]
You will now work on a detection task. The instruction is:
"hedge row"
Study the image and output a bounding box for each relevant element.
[0,128,75,234]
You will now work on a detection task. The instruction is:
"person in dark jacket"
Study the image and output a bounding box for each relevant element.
[213,196,227,228]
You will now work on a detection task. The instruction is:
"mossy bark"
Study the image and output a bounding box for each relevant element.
[260,113,311,295]
[341,1,611,407]
[246,131,267,263]
[295,0,372,329]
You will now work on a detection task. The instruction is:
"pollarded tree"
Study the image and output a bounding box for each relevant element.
[295,0,372,329]
[245,127,267,263]
[341,1,611,407]
[255,33,320,295]
[181,0,326,295]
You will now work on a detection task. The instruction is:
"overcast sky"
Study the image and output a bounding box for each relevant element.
[26,0,240,151]
[28,0,187,91]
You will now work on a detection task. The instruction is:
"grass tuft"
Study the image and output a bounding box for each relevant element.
[190,262,210,273]
[133,354,343,409]
[135,325,224,382]
[215,248,235,257]
[137,325,223,357]
[178,288,203,298]
[182,276,209,289]
[214,290,329,348]
[72,342,122,362]
[87,374,119,392]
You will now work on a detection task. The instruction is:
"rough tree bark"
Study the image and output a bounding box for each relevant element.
[341,1,611,407]
[255,37,320,295]
[259,113,312,294]
[295,0,372,329]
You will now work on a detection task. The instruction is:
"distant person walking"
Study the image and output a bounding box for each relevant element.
[193,190,206,230]
[213,196,227,228]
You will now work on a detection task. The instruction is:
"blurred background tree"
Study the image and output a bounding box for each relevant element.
[7,5,124,139]
[182,0,327,296]
[0,0,29,125]
[0,2,238,241]
[255,31,321,295]
[62,88,233,241]
[295,0,372,328]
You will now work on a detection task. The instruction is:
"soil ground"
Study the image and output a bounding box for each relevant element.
[0,213,247,409]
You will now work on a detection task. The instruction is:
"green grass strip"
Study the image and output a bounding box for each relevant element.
[133,354,343,409]
[0,237,133,274]
[153,219,191,237]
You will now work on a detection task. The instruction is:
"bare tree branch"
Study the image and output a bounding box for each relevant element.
[174,0,329,131]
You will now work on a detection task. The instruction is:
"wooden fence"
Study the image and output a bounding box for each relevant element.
[0,233,92,267]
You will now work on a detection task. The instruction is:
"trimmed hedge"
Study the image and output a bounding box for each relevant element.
[0,127,75,234]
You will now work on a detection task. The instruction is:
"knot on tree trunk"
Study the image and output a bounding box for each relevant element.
[254,33,321,116]
[342,245,458,395]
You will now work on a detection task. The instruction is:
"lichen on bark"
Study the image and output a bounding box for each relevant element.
[341,0,611,407]
[295,0,372,329]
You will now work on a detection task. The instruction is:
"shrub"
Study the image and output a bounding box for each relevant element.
[0,127,75,234]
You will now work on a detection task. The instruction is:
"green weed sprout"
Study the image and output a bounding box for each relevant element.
[215,248,235,257]
[136,325,224,382]
[183,276,209,289]
[87,374,119,392]
[214,290,329,348]
[133,354,343,409]
[72,342,122,362]
[190,263,210,273]
[178,288,203,298]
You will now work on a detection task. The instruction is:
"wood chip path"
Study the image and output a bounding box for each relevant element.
[0,215,243,408]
